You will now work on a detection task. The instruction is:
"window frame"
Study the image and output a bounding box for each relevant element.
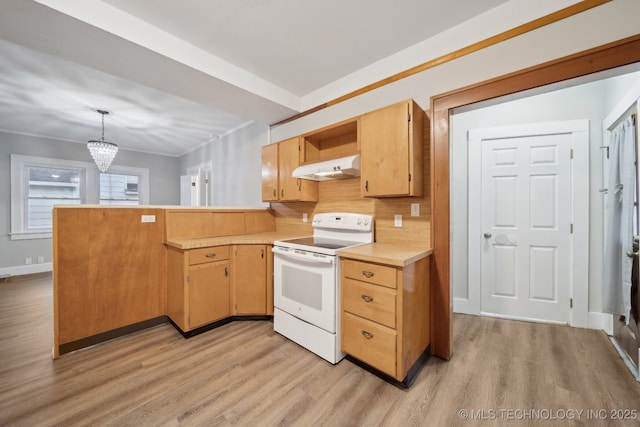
[10,155,149,240]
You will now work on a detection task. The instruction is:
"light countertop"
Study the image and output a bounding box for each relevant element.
[167,233,432,267]
[166,231,308,249]
[337,242,432,267]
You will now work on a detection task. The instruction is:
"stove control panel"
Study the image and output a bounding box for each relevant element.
[312,213,373,232]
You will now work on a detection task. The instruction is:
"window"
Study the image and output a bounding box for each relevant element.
[11,155,149,240]
[27,166,82,229]
[98,164,149,206]
[100,173,139,205]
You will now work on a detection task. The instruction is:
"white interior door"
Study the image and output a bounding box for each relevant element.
[185,161,213,206]
[481,134,571,322]
[468,121,589,325]
[179,175,199,206]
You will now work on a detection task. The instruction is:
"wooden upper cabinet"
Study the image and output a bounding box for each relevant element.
[278,137,302,201]
[360,99,424,197]
[261,143,279,201]
[261,137,318,202]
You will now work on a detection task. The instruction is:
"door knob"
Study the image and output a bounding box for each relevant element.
[484,233,492,238]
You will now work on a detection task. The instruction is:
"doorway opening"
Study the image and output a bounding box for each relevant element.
[430,35,640,359]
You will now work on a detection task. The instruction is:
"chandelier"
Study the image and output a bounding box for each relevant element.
[87,109,118,173]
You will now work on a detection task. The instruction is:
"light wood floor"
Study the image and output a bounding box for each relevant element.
[1,273,640,426]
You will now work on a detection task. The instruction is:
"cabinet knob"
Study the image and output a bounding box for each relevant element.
[281,189,284,198]
[261,249,264,259]
[361,330,374,339]
[224,267,228,277]
[205,253,216,258]
[272,189,276,197]
[361,294,373,303]
[362,271,374,278]
[365,180,369,192]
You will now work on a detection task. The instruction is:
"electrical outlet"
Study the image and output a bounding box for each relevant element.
[303,213,308,223]
[411,203,420,217]
[394,215,402,227]
[37,256,44,264]
[25,257,32,265]
[141,215,156,223]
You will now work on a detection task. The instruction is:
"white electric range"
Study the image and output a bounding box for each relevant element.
[272,212,374,363]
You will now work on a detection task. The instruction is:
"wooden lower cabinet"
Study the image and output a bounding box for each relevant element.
[168,244,273,333]
[188,261,230,328]
[231,245,273,315]
[167,246,231,332]
[340,256,430,383]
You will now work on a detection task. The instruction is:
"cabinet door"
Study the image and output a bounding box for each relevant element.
[232,245,267,315]
[261,143,279,201]
[361,100,423,197]
[278,137,302,201]
[188,261,230,329]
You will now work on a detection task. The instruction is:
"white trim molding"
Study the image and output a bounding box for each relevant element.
[0,262,53,277]
[588,311,614,335]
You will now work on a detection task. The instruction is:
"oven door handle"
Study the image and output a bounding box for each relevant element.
[273,246,334,264]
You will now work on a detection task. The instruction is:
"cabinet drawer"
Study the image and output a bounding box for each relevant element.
[342,259,396,289]
[189,246,230,265]
[342,312,396,377]
[342,278,396,328]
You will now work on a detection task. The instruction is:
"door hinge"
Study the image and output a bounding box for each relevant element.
[570,149,574,159]
[570,223,574,234]
[570,298,573,308]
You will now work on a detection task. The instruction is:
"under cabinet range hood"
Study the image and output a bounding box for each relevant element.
[292,154,360,181]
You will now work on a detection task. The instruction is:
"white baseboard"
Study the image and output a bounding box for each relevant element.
[0,263,52,277]
[588,311,614,335]
[455,300,614,335]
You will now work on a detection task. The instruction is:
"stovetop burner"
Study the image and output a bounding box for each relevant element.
[279,236,363,250]
[273,213,374,256]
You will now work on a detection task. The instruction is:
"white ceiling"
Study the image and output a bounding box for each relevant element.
[0,0,509,156]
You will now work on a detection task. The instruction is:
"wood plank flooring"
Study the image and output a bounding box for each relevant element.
[1,273,640,426]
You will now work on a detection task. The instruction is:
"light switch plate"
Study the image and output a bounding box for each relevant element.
[411,203,420,217]
[303,213,308,223]
[141,215,156,223]
[394,215,402,227]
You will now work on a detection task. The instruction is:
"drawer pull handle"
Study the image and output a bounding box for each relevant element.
[205,253,217,258]
[362,271,374,278]
[361,294,373,303]
[361,330,374,339]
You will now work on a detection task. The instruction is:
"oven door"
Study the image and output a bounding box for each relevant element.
[273,246,337,333]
